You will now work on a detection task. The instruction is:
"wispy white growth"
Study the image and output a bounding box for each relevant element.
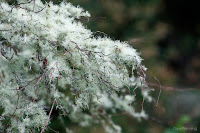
[0,0,152,132]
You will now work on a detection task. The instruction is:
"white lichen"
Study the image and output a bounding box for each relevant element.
[0,0,152,132]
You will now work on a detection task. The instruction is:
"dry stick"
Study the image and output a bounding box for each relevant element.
[33,84,39,102]
[48,126,59,133]
[0,30,11,31]
[147,82,198,91]
[15,4,46,14]
[35,73,46,85]
[41,98,56,133]
[11,76,40,99]
[132,59,145,111]
[147,81,199,107]
[19,76,40,91]
[12,94,20,115]
[91,17,107,22]
[133,84,138,96]
[138,69,145,111]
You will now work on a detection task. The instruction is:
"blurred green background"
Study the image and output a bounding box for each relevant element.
[4,0,200,132]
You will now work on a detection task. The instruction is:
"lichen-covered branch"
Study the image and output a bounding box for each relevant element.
[0,0,152,132]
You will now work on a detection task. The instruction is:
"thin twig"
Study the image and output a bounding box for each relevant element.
[41,98,56,133]
[147,82,198,91]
